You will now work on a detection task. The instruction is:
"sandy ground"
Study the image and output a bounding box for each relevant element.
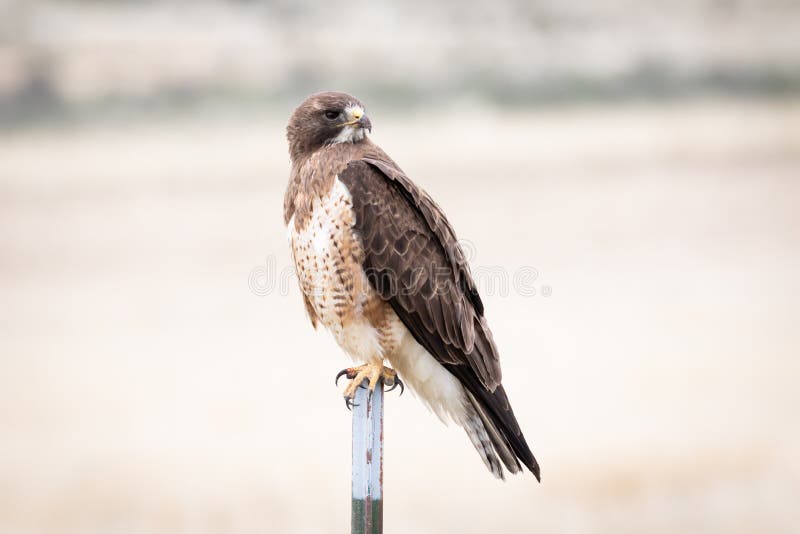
[1,98,799,533]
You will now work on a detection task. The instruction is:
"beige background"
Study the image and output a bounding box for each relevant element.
[2,2,799,533]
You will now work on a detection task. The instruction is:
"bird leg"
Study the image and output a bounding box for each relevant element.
[336,362,403,405]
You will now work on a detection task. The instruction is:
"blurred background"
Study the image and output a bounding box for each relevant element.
[1,1,799,533]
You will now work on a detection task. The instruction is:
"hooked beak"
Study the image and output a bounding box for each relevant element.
[341,110,372,132]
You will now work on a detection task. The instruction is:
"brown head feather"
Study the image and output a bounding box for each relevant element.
[286,91,368,163]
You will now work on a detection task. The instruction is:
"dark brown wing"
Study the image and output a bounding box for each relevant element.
[339,158,501,389]
[338,159,539,480]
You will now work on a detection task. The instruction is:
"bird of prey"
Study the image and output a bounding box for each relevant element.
[284,92,540,480]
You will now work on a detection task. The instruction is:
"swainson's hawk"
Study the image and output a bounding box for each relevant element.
[284,92,540,480]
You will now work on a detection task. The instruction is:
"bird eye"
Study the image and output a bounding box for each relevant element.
[324,110,340,120]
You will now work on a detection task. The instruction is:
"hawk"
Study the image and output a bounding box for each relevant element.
[284,92,540,480]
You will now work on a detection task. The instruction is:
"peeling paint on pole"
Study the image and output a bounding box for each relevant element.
[351,380,383,534]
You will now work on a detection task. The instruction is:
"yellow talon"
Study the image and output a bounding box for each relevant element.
[337,362,398,400]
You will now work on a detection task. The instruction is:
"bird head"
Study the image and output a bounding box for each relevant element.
[286,92,372,162]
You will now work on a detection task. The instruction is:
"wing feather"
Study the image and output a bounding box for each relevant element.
[338,159,501,389]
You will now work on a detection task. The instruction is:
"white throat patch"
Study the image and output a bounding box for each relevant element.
[332,104,368,144]
[333,125,367,144]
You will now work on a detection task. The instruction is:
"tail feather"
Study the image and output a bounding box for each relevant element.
[461,402,506,479]
[465,390,522,476]
[448,364,541,481]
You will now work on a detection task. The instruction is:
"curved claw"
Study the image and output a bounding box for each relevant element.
[335,368,351,386]
[345,397,359,410]
[384,377,405,396]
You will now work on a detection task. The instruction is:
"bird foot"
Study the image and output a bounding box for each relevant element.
[335,362,404,408]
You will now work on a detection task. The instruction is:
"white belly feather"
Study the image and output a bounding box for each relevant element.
[385,321,468,424]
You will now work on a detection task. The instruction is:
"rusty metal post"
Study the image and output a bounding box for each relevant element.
[351,379,383,534]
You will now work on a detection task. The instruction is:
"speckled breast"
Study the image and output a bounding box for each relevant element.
[288,176,369,338]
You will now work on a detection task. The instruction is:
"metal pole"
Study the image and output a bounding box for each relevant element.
[351,379,383,534]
